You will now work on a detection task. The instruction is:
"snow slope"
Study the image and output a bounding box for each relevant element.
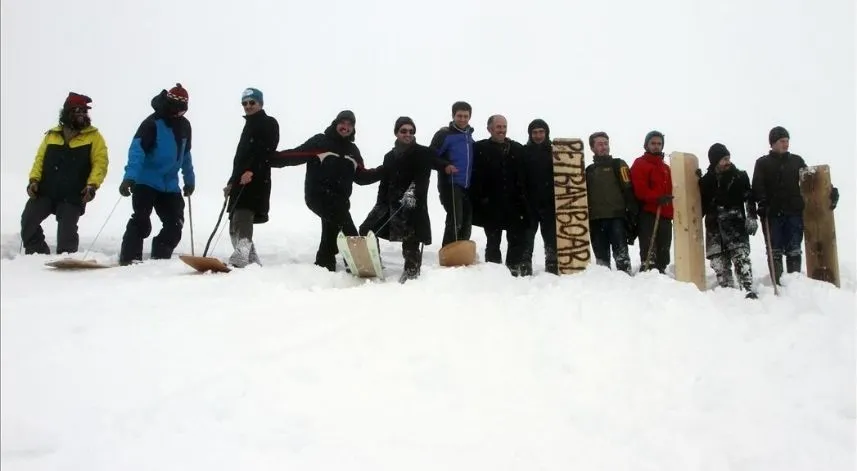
[1,218,855,470]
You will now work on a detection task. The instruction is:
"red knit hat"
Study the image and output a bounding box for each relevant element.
[167,83,189,104]
[64,92,92,110]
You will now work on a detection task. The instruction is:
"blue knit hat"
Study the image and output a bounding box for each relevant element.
[241,87,263,105]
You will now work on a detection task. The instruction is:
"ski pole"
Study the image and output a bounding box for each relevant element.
[763,216,779,296]
[203,196,229,258]
[643,204,662,271]
[187,195,195,256]
[206,185,244,257]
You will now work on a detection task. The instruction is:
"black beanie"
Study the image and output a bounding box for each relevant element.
[394,116,415,134]
[707,143,730,167]
[527,118,550,138]
[768,126,789,146]
[334,109,356,125]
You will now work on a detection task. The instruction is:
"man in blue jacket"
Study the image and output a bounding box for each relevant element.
[429,101,471,246]
[118,83,195,265]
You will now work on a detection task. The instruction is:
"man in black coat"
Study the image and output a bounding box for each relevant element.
[270,110,382,271]
[470,114,530,276]
[752,126,839,283]
[521,119,557,275]
[700,143,758,299]
[358,117,448,282]
[223,88,280,267]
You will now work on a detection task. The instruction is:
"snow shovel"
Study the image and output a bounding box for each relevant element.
[179,195,232,273]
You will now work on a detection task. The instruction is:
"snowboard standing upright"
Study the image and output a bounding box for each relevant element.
[551,138,590,274]
[799,164,839,287]
[670,152,706,290]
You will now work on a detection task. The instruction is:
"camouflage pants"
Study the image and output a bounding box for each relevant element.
[706,208,753,290]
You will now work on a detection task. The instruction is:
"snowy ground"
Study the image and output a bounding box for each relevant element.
[1,187,855,470]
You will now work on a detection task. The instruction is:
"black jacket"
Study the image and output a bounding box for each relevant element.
[270,125,381,216]
[227,110,280,223]
[751,151,807,216]
[470,138,530,230]
[523,138,555,214]
[700,165,754,232]
[359,143,442,245]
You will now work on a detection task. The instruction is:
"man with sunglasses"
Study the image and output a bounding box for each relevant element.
[222,88,279,267]
[118,83,195,266]
[358,117,449,282]
[20,92,109,255]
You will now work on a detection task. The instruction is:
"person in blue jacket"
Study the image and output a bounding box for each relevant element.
[429,101,470,246]
[118,83,195,265]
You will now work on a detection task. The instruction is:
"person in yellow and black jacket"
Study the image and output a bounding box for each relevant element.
[20,92,108,255]
[118,84,195,266]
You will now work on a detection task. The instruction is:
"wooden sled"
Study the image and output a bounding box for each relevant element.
[438,240,477,267]
[45,258,112,270]
[337,231,384,279]
[179,255,232,273]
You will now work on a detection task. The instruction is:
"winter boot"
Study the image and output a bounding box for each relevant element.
[399,258,420,284]
[228,238,253,268]
[786,255,802,274]
[745,291,758,300]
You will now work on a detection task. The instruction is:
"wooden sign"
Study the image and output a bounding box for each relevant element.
[552,138,590,274]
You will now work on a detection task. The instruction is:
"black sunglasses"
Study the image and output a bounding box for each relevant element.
[242,100,257,107]
[398,128,415,135]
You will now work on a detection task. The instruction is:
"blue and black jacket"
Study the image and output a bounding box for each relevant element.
[123,91,195,193]
[429,122,474,189]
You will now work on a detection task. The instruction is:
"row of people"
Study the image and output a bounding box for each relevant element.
[20,87,840,291]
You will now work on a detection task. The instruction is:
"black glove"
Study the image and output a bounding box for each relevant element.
[119,179,135,197]
[81,185,97,203]
[694,168,703,178]
[183,184,195,197]
[830,187,839,210]
[657,195,674,206]
[745,217,759,236]
[26,180,39,198]
[756,200,768,218]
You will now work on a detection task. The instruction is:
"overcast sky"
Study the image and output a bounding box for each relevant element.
[1,0,854,261]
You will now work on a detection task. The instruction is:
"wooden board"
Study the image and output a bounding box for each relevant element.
[179,255,231,273]
[669,152,706,290]
[551,138,590,274]
[799,165,839,287]
[438,240,477,267]
[45,258,112,270]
